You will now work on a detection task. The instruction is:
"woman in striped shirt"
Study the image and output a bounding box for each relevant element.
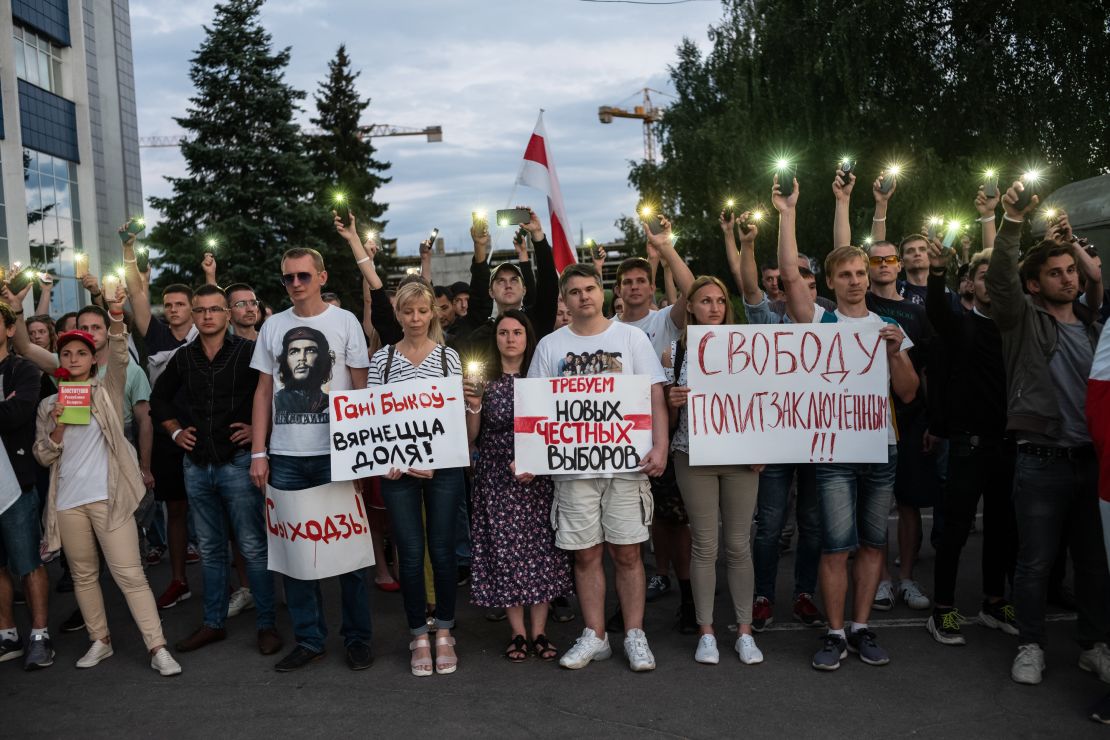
[367,281,465,677]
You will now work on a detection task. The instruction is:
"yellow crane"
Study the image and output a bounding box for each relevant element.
[598,88,665,163]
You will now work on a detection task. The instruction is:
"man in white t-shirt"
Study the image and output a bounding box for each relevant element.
[249,247,373,673]
[614,219,698,629]
[528,263,669,672]
[773,176,919,673]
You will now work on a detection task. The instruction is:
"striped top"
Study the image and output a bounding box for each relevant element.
[367,343,461,386]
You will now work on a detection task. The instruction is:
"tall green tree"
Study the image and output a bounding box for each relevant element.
[147,0,321,306]
[305,44,391,309]
[627,0,1110,282]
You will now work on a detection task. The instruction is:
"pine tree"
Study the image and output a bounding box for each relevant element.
[147,0,322,306]
[305,43,391,309]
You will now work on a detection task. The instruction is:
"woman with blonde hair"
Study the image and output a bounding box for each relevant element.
[367,279,466,677]
[664,274,765,666]
[33,283,182,676]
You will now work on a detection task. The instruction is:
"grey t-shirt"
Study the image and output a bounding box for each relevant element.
[1038,320,1094,446]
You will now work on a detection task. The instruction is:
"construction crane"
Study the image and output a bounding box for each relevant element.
[598,88,664,163]
[138,124,443,148]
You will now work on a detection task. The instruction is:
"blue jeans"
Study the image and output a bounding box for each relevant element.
[269,454,372,651]
[753,463,821,601]
[816,446,898,553]
[380,468,465,635]
[183,450,276,631]
[1012,450,1110,647]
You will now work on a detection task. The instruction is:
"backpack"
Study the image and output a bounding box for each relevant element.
[382,344,449,383]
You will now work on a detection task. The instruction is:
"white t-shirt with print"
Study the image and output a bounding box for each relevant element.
[617,305,679,359]
[528,320,666,480]
[811,303,913,445]
[250,305,370,456]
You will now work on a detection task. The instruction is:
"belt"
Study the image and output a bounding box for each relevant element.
[1018,443,1095,460]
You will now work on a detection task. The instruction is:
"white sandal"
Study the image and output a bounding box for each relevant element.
[409,636,432,677]
[435,635,458,675]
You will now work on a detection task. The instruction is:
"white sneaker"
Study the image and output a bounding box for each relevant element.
[558,628,611,670]
[227,587,255,618]
[151,647,182,677]
[694,634,719,664]
[899,580,931,610]
[1079,643,1110,684]
[1011,643,1045,685]
[624,628,656,672]
[873,580,895,611]
[76,640,114,669]
[736,634,764,664]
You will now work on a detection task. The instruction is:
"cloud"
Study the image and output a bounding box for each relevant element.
[132,0,722,255]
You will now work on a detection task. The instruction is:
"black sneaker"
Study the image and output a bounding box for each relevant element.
[847,628,890,666]
[1091,693,1110,724]
[23,633,54,671]
[275,645,325,672]
[979,599,1019,636]
[646,574,671,603]
[551,596,575,623]
[345,641,374,671]
[61,609,86,634]
[605,606,625,634]
[0,635,24,663]
[677,601,698,635]
[812,633,847,671]
[926,607,966,646]
[456,565,471,587]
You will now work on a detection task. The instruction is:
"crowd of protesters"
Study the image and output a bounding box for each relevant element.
[1,171,1109,720]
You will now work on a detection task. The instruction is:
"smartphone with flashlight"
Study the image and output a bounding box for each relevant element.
[646,215,665,235]
[136,246,150,272]
[127,217,146,236]
[878,170,897,194]
[927,221,940,241]
[1014,177,1039,210]
[495,208,531,227]
[983,174,999,199]
[942,225,960,249]
[837,160,853,186]
[471,211,488,227]
[723,201,736,220]
[777,165,796,197]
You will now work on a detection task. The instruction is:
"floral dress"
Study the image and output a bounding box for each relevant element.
[469,373,573,608]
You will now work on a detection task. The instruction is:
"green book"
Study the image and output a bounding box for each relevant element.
[58,382,92,425]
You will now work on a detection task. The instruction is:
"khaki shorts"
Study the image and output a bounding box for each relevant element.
[551,477,653,550]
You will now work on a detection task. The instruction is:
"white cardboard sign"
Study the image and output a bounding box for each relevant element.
[685,324,890,465]
[513,375,653,475]
[328,376,470,481]
[265,482,375,581]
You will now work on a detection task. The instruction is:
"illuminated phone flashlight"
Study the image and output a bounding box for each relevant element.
[984,168,996,179]
[497,216,509,227]
[133,216,145,227]
[775,158,791,171]
[863,236,874,246]
[466,360,483,378]
[135,245,148,256]
[948,220,963,232]
[473,209,487,221]
[364,229,376,242]
[886,163,902,177]
[12,261,22,271]
[1043,208,1058,221]
[75,252,86,262]
[333,192,347,209]
[751,210,765,222]
[1022,170,1041,184]
[205,237,218,253]
[928,216,944,226]
[640,205,653,219]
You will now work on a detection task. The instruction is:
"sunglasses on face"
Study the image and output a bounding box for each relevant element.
[281,272,315,286]
[231,299,260,309]
[868,255,900,266]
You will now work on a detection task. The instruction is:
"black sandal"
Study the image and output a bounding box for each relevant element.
[532,634,558,661]
[505,634,529,662]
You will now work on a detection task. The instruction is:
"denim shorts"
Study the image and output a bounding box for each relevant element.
[815,446,897,553]
[0,488,44,577]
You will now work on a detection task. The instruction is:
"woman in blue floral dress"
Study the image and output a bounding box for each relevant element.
[464,310,573,662]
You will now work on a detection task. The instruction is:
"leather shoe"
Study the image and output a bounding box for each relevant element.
[346,641,374,670]
[175,625,227,653]
[275,645,325,672]
[257,627,283,656]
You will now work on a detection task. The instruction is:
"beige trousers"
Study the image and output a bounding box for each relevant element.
[673,452,759,626]
[57,502,165,651]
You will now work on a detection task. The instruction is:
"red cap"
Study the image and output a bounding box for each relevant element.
[56,330,97,354]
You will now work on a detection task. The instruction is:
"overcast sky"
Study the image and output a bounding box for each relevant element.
[130,0,724,256]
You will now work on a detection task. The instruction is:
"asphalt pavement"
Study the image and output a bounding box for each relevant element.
[3,515,1107,739]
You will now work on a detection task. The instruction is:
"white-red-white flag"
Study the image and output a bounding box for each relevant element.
[516,112,576,272]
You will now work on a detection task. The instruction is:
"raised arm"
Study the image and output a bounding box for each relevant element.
[81,274,107,311]
[832,167,856,248]
[975,187,999,251]
[735,212,766,307]
[985,180,1039,331]
[871,173,896,243]
[1055,212,1103,314]
[201,253,218,286]
[520,207,558,337]
[35,274,53,316]
[773,176,813,323]
[1,283,58,373]
[925,237,961,337]
[645,216,695,330]
[120,226,153,336]
[419,238,433,285]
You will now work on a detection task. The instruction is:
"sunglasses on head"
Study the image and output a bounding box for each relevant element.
[868,255,900,266]
[281,272,315,286]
